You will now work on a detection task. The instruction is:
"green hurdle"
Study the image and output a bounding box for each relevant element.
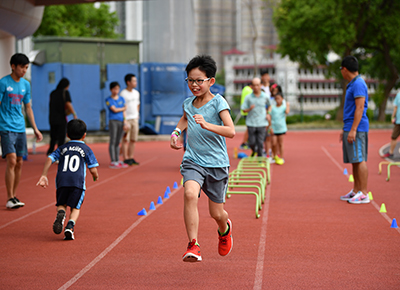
[378,161,400,181]
[229,171,266,203]
[226,184,262,219]
[238,157,270,184]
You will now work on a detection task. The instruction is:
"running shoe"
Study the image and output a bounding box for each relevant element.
[118,161,129,168]
[267,156,275,164]
[218,219,233,256]
[182,239,202,262]
[53,210,66,234]
[239,143,249,150]
[6,198,20,209]
[382,152,394,158]
[13,197,25,207]
[340,189,355,201]
[274,156,284,165]
[64,222,75,240]
[347,191,370,204]
[131,158,139,165]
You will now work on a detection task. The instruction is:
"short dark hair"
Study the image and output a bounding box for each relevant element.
[341,55,359,72]
[124,73,136,85]
[110,81,120,90]
[261,71,269,76]
[185,55,217,78]
[67,119,87,140]
[10,53,29,67]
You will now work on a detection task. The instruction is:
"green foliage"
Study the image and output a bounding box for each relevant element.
[286,114,324,124]
[34,3,120,39]
[215,69,225,86]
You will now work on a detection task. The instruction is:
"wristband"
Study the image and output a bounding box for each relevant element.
[174,127,181,135]
[171,131,179,138]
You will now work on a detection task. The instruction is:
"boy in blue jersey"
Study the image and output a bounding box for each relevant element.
[0,53,42,209]
[170,55,235,262]
[339,56,370,204]
[37,119,99,240]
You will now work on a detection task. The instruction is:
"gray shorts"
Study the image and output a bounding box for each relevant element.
[180,159,229,203]
[342,131,368,163]
[0,131,27,158]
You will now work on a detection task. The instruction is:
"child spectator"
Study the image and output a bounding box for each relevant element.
[170,55,235,262]
[269,93,290,165]
[36,119,99,240]
[106,82,128,169]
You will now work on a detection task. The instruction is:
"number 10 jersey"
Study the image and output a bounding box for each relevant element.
[49,140,99,190]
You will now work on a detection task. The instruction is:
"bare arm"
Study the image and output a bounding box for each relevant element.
[392,106,397,124]
[25,102,43,142]
[65,102,77,119]
[193,109,235,138]
[89,167,99,181]
[109,105,126,113]
[170,113,188,150]
[285,102,290,115]
[36,157,53,188]
[347,97,365,144]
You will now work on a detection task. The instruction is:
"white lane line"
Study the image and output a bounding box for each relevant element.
[58,185,182,290]
[0,157,157,230]
[253,168,272,290]
[321,146,400,235]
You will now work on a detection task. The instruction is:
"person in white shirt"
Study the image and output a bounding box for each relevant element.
[120,74,140,165]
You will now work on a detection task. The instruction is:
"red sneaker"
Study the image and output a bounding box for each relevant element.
[182,239,202,262]
[218,219,233,256]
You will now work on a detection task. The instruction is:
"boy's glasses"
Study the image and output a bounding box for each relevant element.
[185,78,211,85]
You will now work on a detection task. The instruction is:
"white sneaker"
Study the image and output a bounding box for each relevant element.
[340,189,355,201]
[6,198,20,209]
[13,197,25,207]
[347,191,370,204]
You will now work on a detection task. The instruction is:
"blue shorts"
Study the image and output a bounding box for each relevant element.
[180,159,229,204]
[0,131,27,158]
[342,131,368,163]
[56,187,85,209]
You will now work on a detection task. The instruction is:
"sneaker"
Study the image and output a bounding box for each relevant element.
[340,189,355,201]
[347,191,370,204]
[218,219,233,256]
[118,161,129,168]
[274,156,284,165]
[13,197,25,207]
[239,143,249,150]
[53,210,66,234]
[123,159,133,165]
[267,156,275,164]
[382,152,394,158]
[109,162,122,169]
[130,158,139,165]
[64,222,75,240]
[6,198,20,209]
[182,239,202,262]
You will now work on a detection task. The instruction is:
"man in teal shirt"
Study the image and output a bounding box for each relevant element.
[241,77,270,157]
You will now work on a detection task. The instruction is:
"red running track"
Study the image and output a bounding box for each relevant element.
[0,129,399,289]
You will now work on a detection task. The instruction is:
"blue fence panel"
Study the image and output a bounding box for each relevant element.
[62,64,101,130]
[31,63,63,131]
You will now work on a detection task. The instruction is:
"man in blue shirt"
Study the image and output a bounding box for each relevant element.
[339,56,370,204]
[0,53,43,209]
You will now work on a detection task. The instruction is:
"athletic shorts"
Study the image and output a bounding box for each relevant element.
[342,131,368,163]
[56,187,85,209]
[391,124,400,140]
[274,132,286,136]
[180,158,229,204]
[0,131,27,158]
[124,119,139,142]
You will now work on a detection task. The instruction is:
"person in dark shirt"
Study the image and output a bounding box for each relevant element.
[37,119,99,240]
[47,78,77,155]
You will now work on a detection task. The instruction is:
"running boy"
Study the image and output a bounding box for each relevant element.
[170,55,235,262]
[36,119,99,240]
[106,81,128,169]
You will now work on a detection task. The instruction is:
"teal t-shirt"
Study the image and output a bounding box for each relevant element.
[270,103,287,134]
[182,94,230,168]
[0,75,31,132]
[241,91,270,127]
[394,92,400,124]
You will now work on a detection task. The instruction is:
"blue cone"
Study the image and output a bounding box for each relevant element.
[173,182,178,189]
[391,218,398,228]
[165,186,171,194]
[237,152,248,159]
[164,191,170,199]
[157,196,163,204]
[149,201,156,210]
[137,208,147,216]
[343,168,348,175]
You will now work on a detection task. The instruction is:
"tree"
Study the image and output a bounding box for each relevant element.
[34,3,120,39]
[273,0,400,121]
